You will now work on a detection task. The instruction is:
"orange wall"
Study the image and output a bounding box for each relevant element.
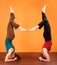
[0,0,57,52]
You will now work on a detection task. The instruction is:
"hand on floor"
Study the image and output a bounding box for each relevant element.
[39,56,43,61]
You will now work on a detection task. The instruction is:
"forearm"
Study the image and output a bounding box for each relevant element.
[35,25,39,29]
[41,57,50,62]
[5,58,15,62]
[5,56,15,62]
[18,25,22,29]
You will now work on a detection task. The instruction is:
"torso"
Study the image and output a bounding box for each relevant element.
[6,22,15,40]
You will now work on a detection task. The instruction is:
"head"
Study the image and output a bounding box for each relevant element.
[10,13,15,20]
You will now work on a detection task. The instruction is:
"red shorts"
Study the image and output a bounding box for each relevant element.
[42,40,52,51]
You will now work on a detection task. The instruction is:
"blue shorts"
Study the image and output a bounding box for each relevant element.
[5,38,15,52]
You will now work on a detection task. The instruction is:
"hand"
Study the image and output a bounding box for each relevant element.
[29,25,39,31]
[39,56,43,61]
[9,6,14,13]
[14,57,18,61]
[29,27,36,31]
[19,26,27,32]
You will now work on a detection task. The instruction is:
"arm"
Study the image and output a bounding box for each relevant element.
[29,21,44,31]
[10,21,27,31]
[38,21,44,29]
[29,25,39,31]
[10,21,19,29]
[39,53,50,62]
[19,26,27,31]
[5,52,15,62]
[39,56,50,62]
[39,48,50,62]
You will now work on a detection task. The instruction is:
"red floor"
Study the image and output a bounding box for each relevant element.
[0,52,57,65]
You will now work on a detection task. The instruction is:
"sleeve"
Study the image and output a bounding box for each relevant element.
[10,22,19,29]
[38,21,44,29]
